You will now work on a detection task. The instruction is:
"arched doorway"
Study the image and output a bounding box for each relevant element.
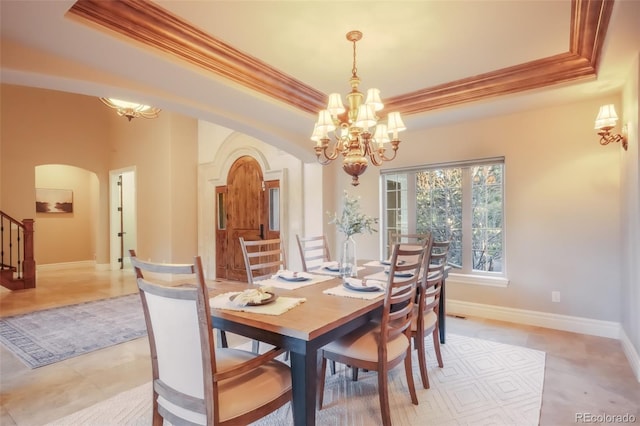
[215,156,280,281]
[34,164,100,265]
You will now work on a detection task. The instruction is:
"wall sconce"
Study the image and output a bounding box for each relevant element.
[594,104,628,151]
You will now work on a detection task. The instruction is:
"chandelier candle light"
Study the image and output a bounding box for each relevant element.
[311,31,406,186]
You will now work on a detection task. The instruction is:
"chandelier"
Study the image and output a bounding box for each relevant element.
[311,30,406,186]
[100,98,161,121]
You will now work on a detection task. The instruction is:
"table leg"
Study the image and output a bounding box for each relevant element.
[289,349,318,426]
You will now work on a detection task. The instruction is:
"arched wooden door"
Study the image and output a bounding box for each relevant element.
[215,156,280,281]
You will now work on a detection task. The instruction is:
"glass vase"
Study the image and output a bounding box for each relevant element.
[340,235,357,278]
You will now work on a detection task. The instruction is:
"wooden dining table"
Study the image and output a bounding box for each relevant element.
[207,263,448,426]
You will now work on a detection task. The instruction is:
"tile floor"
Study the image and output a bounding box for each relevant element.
[1,267,638,425]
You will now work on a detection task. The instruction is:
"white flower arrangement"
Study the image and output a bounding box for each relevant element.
[328,191,379,237]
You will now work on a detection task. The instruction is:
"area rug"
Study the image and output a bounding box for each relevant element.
[46,334,546,425]
[0,294,146,368]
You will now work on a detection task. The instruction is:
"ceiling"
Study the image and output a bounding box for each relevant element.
[1,0,639,162]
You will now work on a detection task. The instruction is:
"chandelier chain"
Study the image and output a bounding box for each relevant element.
[352,38,358,78]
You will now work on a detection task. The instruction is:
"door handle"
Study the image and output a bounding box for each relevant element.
[259,224,265,240]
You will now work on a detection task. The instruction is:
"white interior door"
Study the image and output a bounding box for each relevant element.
[109,167,137,270]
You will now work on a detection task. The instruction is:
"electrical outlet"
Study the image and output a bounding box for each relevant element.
[552,291,561,303]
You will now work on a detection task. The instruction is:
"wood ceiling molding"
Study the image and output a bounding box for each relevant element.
[570,0,614,68]
[67,0,614,118]
[386,0,613,115]
[384,52,596,115]
[67,0,326,114]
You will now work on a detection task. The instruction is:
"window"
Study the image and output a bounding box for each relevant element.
[216,190,226,230]
[382,157,505,280]
[268,187,280,231]
[384,173,408,242]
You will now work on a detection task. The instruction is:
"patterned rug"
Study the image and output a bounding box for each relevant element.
[46,334,545,425]
[0,294,146,368]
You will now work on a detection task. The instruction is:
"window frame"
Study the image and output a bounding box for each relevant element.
[380,157,509,287]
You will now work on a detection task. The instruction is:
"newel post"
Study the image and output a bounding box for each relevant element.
[22,219,36,288]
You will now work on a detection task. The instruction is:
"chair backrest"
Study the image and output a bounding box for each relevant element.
[390,232,431,246]
[424,259,445,313]
[429,240,451,270]
[295,234,331,272]
[130,253,216,425]
[431,240,451,263]
[389,232,432,264]
[415,238,444,320]
[379,243,427,349]
[239,237,287,284]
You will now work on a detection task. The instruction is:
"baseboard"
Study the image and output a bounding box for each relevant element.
[619,328,640,383]
[37,260,96,271]
[447,298,640,382]
[37,261,115,272]
[447,299,621,339]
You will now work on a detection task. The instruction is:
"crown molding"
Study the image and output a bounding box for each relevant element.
[67,0,613,117]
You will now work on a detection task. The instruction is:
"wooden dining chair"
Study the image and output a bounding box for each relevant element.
[411,239,450,389]
[390,232,431,245]
[318,243,427,426]
[295,234,331,272]
[130,254,292,426]
[345,232,431,383]
[239,237,287,284]
[389,232,432,264]
[430,240,451,265]
[238,237,287,353]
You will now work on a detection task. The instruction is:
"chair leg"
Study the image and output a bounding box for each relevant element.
[377,366,392,426]
[416,334,430,389]
[216,330,228,348]
[251,340,260,353]
[152,390,163,426]
[351,366,359,381]
[318,356,327,409]
[404,349,419,405]
[432,328,443,368]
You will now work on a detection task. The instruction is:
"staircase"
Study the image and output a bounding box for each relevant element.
[1,211,35,290]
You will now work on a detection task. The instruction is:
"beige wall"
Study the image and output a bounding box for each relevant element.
[348,95,624,323]
[621,53,640,358]
[1,84,198,266]
[0,84,111,264]
[106,99,199,264]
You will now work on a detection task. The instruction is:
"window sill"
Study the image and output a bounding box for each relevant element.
[447,272,509,288]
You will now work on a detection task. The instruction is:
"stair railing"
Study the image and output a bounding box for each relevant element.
[0,211,35,288]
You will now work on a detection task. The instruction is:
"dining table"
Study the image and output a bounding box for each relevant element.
[207,261,448,426]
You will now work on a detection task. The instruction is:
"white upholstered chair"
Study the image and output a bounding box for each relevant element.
[130,254,292,425]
